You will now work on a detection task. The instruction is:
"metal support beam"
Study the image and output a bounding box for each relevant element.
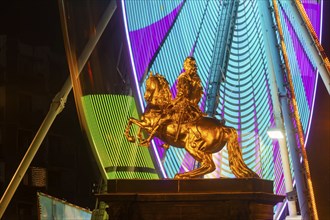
[0,1,117,218]
[206,0,239,117]
[280,0,330,94]
[271,0,318,219]
[272,0,318,219]
[256,1,298,218]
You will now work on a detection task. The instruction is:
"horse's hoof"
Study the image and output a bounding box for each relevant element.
[127,136,135,143]
[174,174,181,179]
[140,140,150,147]
[174,174,189,179]
[162,144,170,150]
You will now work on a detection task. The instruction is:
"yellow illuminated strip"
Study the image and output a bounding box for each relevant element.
[272,1,318,219]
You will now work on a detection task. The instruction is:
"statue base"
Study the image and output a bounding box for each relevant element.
[96,178,284,220]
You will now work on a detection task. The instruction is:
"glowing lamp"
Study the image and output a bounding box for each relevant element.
[267,127,284,139]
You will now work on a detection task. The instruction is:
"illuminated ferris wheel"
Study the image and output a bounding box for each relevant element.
[120,0,328,218]
[1,1,329,219]
[56,0,329,219]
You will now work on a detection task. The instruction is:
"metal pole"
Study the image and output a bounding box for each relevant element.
[279,94,310,219]
[272,0,317,218]
[269,58,298,217]
[290,0,330,95]
[278,138,298,217]
[0,90,66,219]
[0,1,116,218]
[256,1,298,217]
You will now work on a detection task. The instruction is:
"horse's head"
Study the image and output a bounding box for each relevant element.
[144,72,172,106]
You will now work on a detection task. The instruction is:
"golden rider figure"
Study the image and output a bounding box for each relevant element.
[125,56,259,179]
[171,56,204,141]
[139,57,204,146]
[139,56,204,146]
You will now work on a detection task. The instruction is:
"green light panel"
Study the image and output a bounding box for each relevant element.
[81,94,158,180]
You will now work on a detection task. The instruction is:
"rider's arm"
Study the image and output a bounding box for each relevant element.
[176,75,190,99]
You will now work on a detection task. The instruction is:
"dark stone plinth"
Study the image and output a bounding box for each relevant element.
[96,178,284,220]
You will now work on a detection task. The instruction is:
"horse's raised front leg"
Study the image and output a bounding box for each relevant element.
[125,117,150,144]
[140,115,169,146]
[125,117,136,143]
[140,123,161,145]
[137,127,143,142]
[137,126,152,147]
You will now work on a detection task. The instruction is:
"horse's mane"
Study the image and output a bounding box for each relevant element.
[155,73,172,103]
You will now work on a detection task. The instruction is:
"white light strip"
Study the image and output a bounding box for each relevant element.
[305,71,319,148]
[121,0,167,178]
[276,200,288,220]
[121,1,144,110]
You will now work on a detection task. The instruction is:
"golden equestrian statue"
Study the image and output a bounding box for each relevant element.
[125,57,259,179]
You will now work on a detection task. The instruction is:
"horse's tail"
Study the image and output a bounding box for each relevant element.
[226,127,260,178]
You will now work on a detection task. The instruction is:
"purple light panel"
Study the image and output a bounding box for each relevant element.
[283,11,317,108]
[129,3,183,82]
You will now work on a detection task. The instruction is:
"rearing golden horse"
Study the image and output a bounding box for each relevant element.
[125,72,259,179]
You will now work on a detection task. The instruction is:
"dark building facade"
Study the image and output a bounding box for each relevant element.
[0,35,99,219]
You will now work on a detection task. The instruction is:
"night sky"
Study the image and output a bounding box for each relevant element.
[0,0,329,218]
